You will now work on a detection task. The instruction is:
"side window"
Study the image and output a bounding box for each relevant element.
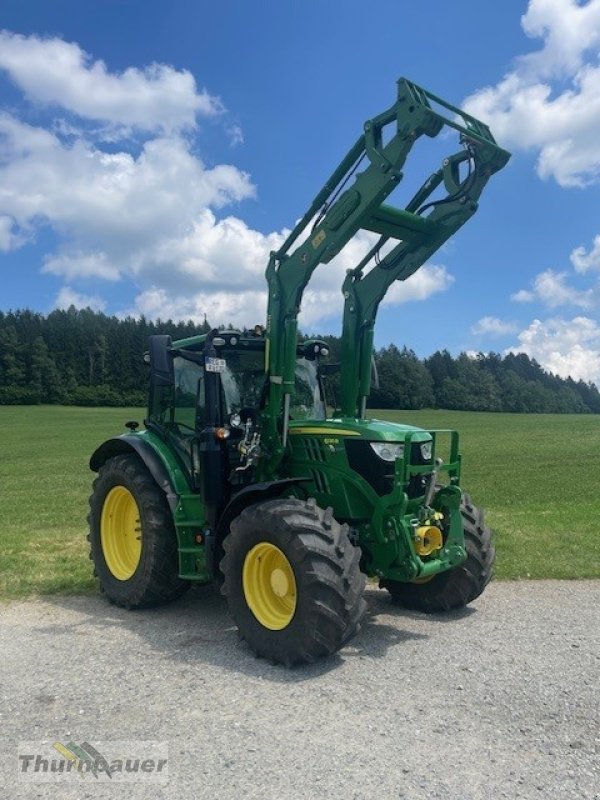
[291,358,326,420]
[173,357,204,431]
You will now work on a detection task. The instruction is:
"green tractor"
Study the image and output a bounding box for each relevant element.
[89,78,510,665]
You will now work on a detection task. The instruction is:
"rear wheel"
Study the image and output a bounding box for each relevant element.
[88,454,189,608]
[381,493,494,612]
[221,498,367,666]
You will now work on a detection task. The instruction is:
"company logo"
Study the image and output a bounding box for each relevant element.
[18,740,168,783]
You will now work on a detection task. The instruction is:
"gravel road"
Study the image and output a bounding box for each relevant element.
[1,581,598,800]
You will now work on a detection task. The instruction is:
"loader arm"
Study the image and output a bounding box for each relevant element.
[339,131,509,418]
[261,78,509,475]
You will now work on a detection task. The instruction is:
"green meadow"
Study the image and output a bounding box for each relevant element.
[0,405,598,599]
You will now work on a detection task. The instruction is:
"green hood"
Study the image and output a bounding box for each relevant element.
[288,417,431,443]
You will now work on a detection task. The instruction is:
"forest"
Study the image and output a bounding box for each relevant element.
[1,307,599,413]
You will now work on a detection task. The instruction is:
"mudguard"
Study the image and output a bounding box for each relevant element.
[89,435,179,513]
[209,477,310,575]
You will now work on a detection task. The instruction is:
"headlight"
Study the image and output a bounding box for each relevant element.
[420,441,433,461]
[370,442,404,462]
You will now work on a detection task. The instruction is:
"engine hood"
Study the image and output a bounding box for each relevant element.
[287,417,431,443]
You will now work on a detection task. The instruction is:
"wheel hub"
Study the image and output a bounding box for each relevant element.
[270,568,289,597]
[100,485,142,581]
[242,542,297,630]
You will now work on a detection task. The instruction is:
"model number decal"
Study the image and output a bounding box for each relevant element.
[311,230,326,249]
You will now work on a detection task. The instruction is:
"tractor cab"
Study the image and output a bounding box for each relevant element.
[145,329,330,511]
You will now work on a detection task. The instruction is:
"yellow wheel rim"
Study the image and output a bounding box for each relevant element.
[242,542,297,630]
[100,486,142,580]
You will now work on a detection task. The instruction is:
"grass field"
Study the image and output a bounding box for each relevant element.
[0,405,598,599]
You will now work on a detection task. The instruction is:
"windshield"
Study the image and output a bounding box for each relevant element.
[220,350,266,413]
[165,349,326,426]
[220,352,325,421]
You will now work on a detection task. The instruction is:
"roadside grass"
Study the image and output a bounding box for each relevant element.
[0,405,143,599]
[0,405,598,599]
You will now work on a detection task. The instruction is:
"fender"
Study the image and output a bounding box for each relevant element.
[89,435,179,513]
[209,477,310,576]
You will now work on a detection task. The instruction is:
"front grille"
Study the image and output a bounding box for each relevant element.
[304,436,326,463]
[344,440,433,498]
[345,440,394,495]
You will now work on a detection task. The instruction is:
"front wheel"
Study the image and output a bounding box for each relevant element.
[88,454,189,608]
[221,498,367,666]
[381,493,495,612]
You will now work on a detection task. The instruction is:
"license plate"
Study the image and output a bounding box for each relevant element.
[205,357,226,373]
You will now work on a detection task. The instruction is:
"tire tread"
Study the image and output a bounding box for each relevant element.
[221,498,366,665]
[381,493,495,613]
[88,454,189,609]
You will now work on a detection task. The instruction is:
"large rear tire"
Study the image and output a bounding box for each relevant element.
[88,454,189,608]
[221,498,367,666]
[381,493,494,612]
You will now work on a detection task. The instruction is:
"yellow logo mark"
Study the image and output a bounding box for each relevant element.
[311,230,326,249]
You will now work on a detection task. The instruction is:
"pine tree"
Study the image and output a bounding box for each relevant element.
[0,325,25,387]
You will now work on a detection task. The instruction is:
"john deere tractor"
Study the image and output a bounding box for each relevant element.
[89,78,509,665]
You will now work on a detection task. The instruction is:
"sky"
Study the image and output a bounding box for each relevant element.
[2,0,600,384]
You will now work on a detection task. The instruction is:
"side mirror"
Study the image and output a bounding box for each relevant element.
[148,335,174,387]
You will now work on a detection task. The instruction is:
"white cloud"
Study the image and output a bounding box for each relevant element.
[510,268,594,308]
[463,0,600,186]
[467,4,600,350]
[381,264,454,306]
[0,111,452,327]
[0,113,255,283]
[226,124,244,147]
[0,32,455,329]
[145,210,285,290]
[0,115,254,243]
[54,286,106,312]
[520,0,600,76]
[470,316,517,336]
[129,287,267,328]
[570,233,600,272]
[507,316,600,383]
[122,242,453,330]
[0,30,220,133]
[0,214,21,250]
[299,263,453,329]
[43,252,121,281]
[512,289,536,303]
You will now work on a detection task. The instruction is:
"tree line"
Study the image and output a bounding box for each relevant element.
[1,307,598,413]
[0,307,211,407]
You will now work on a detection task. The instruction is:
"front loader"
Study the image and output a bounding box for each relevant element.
[89,78,510,665]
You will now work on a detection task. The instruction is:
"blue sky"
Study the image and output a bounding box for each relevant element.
[2,0,600,383]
